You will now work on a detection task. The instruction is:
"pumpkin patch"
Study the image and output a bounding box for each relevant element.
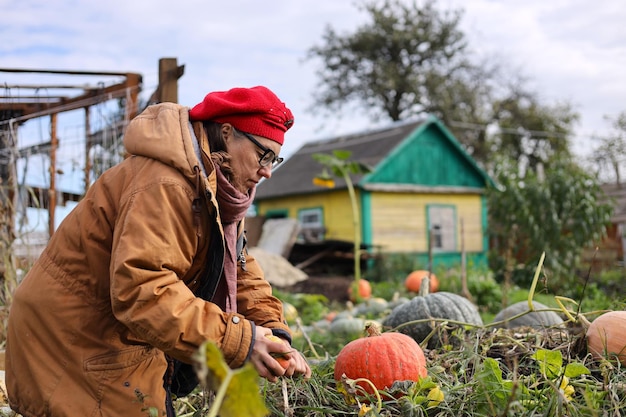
[53,255,621,415]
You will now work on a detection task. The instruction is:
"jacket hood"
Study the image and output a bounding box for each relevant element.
[124,103,200,182]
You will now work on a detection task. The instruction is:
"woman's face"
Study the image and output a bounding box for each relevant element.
[223,124,282,193]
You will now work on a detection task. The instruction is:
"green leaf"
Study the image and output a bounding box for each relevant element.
[221,366,269,417]
[201,341,229,387]
[564,362,590,378]
[414,376,438,391]
[196,341,269,417]
[312,153,334,164]
[474,358,514,413]
[330,166,344,177]
[532,349,563,379]
[476,358,504,385]
[346,161,371,175]
[336,378,358,405]
[332,149,352,160]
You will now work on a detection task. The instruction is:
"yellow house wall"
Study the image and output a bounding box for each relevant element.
[257,191,359,241]
[257,191,484,253]
[317,191,355,240]
[256,191,355,240]
[370,192,484,253]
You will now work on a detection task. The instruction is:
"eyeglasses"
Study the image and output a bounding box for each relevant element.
[241,131,284,168]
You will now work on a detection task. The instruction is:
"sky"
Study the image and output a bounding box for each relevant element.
[2,0,626,180]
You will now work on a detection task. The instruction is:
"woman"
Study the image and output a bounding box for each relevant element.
[6,86,311,416]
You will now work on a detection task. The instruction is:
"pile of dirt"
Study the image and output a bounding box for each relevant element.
[285,275,354,301]
[249,247,355,301]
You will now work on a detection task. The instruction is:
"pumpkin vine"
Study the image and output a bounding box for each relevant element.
[312,150,371,301]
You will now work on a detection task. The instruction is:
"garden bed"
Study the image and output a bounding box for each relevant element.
[260,323,624,416]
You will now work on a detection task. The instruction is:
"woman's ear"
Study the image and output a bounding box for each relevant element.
[221,123,233,142]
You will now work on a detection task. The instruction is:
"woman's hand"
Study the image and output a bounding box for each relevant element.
[284,347,312,379]
[249,326,311,382]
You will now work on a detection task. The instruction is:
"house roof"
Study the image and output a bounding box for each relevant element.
[255,116,493,200]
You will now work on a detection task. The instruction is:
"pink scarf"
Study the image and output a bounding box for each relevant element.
[212,166,255,312]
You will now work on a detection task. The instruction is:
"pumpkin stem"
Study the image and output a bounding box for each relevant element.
[577,313,591,329]
[365,322,381,337]
[419,275,430,297]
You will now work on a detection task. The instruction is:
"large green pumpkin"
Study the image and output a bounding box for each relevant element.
[383,292,483,348]
[492,301,563,329]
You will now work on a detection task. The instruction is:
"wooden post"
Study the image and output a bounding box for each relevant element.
[0,124,17,275]
[428,227,433,275]
[157,58,185,103]
[125,73,142,120]
[460,218,473,301]
[48,113,58,237]
[84,106,91,192]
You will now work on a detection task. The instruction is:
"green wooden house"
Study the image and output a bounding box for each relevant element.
[254,116,495,268]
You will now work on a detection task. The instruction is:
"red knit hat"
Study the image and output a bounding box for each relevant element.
[189,86,294,145]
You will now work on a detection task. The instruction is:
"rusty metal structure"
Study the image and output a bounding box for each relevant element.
[0,58,183,253]
[0,67,141,241]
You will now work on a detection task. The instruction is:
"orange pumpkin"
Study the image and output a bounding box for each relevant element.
[325,311,338,322]
[334,324,428,396]
[586,311,626,366]
[266,334,291,369]
[405,270,439,293]
[348,279,372,301]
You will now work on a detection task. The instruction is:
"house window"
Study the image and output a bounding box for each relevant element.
[298,207,325,242]
[427,205,456,252]
[264,209,288,219]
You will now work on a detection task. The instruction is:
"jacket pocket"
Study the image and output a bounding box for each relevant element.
[83,346,166,416]
[84,345,157,372]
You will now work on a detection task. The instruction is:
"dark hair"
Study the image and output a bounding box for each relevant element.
[201,121,237,182]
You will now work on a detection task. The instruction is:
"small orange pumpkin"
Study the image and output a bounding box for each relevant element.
[334,324,428,396]
[325,311,338,322]
[586,311,626,365]
[348,279,372,301]
[265,334,291,369]
[405,270,439,293]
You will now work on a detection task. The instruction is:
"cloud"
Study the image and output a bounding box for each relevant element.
[3,0,625,163]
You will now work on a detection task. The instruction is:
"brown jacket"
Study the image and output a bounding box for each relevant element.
[6,103,289,416]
